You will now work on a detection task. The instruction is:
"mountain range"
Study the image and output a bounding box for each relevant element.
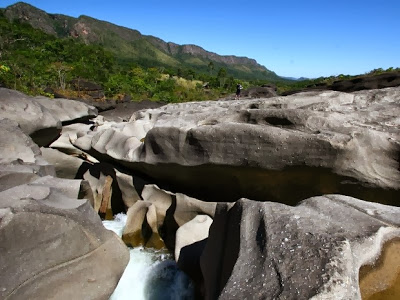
[2,2,281,81]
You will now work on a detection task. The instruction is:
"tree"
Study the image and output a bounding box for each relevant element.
[217,67,228,88]
[208,61,214,75]
[48,62,72,90]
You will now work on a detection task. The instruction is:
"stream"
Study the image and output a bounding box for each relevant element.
[102,214,195,300]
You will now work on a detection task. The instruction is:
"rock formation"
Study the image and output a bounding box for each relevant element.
[199,195,400,299]
[1,85,400,299]
[73,87,400,205]
[0,89,129,299]
[0,88,97,146]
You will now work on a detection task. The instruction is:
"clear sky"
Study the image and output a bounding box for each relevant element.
[1,0,399,78]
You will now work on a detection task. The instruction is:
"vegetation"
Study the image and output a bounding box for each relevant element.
[0,14,251,102]
[250,67,400,95]
[0,12,398,102]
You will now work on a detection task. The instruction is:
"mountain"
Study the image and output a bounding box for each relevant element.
[2,2,280,80]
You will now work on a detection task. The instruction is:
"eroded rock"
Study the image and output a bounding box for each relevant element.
[0,177,129,300]
[73,87,400,205]
[0,112,128,299]
[142,185,217,250]
[199,195,400,300]
[0,88,97,146]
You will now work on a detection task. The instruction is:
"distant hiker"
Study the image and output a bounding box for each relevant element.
[235,83,243,99]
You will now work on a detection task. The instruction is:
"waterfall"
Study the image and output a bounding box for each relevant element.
[103,214,195,300]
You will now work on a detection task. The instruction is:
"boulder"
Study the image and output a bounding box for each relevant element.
[175,215,213,261]
[0,118,46,165]
[41,147,88,179]
[81,163,141,216]
[0,88,98,146]
[122,200,164,249]
[33,95,97,124]
[0,111,128,299]
[73,87,400,205]
[0,178,129,300]
[199,195,400,300]
[0,161,55,192]
[0,88,60,146]
[142,185,217,250]
[175,215,213,286]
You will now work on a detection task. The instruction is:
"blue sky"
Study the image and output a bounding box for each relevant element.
[1,0,399,78]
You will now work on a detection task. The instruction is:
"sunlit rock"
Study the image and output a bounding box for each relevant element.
[175,215,213,262]
[0,88,97,146]
[73,87,400,205]
[0,178,129,300]
[142,185,217,250]
[199,195,400,299]
[122,200,164,249]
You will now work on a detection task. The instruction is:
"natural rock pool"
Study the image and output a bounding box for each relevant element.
[103,214,195,300]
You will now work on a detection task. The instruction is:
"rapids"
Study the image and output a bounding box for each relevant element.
[103,214,194,300]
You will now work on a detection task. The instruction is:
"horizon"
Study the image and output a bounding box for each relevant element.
[1,0,399,79]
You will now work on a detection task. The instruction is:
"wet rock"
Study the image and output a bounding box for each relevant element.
[81,163,140,216]
[142,185,217,250]
[122,200,164,249]
[199,195,400,300]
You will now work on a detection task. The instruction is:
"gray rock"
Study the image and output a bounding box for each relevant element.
[33,95,97,124]
[0,112,128,299]
[141,185,217,250]
[199,195,400,300]
[0,88,97,146]
[73,87,400,205]
[0,178,129,300]
[175,215,213,261]
[0,118,42,164]
[41,147,87,179]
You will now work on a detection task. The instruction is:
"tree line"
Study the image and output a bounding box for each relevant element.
[0,14,246,102]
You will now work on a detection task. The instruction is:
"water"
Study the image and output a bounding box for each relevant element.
[103,214,195,300]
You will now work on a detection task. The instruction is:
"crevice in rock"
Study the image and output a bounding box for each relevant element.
[256,217,267,253]
[159,195,179,251]
[264,116,294,127]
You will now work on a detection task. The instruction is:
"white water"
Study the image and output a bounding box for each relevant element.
[103,214,195,300]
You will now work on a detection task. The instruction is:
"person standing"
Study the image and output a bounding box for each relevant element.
[235,83,243,99]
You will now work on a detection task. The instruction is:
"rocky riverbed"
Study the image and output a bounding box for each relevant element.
[0,86,399,299]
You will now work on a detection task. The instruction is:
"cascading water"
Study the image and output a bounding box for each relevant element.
[103,214,195,300]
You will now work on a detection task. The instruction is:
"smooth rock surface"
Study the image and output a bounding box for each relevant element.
[0,107,128,299]
[0,88,97,145]
[199,195,400,300]
[142,185,217,250]
[0,179,129,300]
[73,87,400,204]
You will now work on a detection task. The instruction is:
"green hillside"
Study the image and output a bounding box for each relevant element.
[2,2,281,81]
